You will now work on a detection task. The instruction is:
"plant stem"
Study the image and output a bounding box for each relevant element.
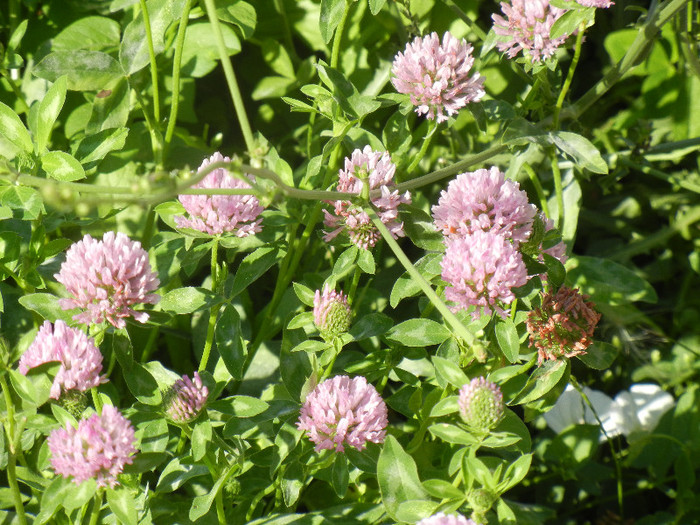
[164,0,194,159]
[202,0,255,154]
[550,151,564,232]
[0,375,26,525]
[139,0,161,125]
[366,206,475,346]
[88,490,103,525]
[553,22,585,129]
[523,162,550,217]
[406,119,437,176]
[439,0,488,41]
[330,1,352,70]
[199,239,220,372]
[347,265,362,304]
[1,374,17,453]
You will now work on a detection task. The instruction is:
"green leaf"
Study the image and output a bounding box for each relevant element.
[513,360,569,405]
[350,312,393,341]
[428,423,479,446]
[252,76,296,100]
[319,0,346,44]
[208,395,269,417]
[217,1,257,40]
[290,339,328,354]
[331,453,349,498]
[73,127,129,167]
[34,50,124,91]
[499,454,533,492]
[566,256,657,305]
[577,341,618,370]
[332,246,358,278]
[156,457,209,493]
[0,186,43,219]
[495,318,521,364]
[550,131,608,174]
[0,101,32,154]
[357,248,376,274]
[422,478,465,500]
[550,7,595,40]
[429,396,460,418]
[386,319,451,347]
[52,16,121,51]
[34,76,67,153]
[189,468,233,521]
[106,487,138,525]
[395,500,440,523]
[159,287,220,314]
[8,19,28,51]
[191,421,212,462]
[368,0,387,15]
[229,245,285,298]
[432,356,469,390]
[41,151,86,182]
[377,435,428,520]
[8,369,38,406]
[18,293,76,323]
[543,253,566,290]
[120,0,187,75]
[181,22,241,78]
[113,332,162,405]
[215,305,248,381]
[293,282,315,307]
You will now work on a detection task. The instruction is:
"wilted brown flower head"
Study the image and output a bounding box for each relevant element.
[527,286,601,365]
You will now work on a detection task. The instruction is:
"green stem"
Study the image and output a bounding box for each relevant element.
[131,82,163,165]
[1,374,17,453]
[216,492,226,524]
[139,0,161,125]
[550,151,564,232]
[439,0,488,41]
[164,0,194,158]
[140,326,160,362]
[330,1,352,70]
[523,162,550,217]
[273,0,300,63]
[366,206,475,346]
[202,0,255,154]
[199,239,220,372]
[0,375,26,525]
[6,456,27,525]
[140,206,157,250]
[347,265,362,305]
[406,120,438,176]
[553,22,585,129]
[88,490,103,525]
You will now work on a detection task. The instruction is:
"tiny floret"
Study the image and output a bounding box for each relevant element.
[313,284,352,338]
[164,372,209,423]
[527,286,601,364]
[417,512,478,525]
[19,320,105,399]
[176,152,264,237]
[48,405,136,488]
[441,231,528,319]
[323,146,411,249]
[297,375,388,452]
[458,377,505,432]
[432,167,536,244]
[55,232,160,328]
[392,31,485,123]
[492,0,568,63]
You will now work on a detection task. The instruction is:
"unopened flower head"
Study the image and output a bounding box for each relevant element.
[176,152,264,237]
[432,167,536,244]
[48,405,136,488]
[55,232,160,329]
[323,146,411,249]
[441,231,529,319]
[297,375,388,452]
[527,286,601,364]
[313,284,352,337]
[164,372,209,423]
[417,512,478,525]
[458,377,505,432]
[391,31,485,123]
[19,320,105,399]
[492,0,568,63]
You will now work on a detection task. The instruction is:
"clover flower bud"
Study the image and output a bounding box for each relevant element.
[163,372,209,423]
[417,512,478,525]
[297,375,388,452]
[55,232,160,328]
[527,286,601,365]
[458,377,505,432]
[313,284,352,338]
[391,31,485,123]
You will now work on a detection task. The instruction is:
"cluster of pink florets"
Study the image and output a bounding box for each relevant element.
[323,146,411,250]
[164,372,210,423]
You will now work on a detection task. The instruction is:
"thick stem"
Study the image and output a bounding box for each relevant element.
[553,22,585,129]
[406,119,438,176]
[202,0,256,154]
[6,456,27,525]
[88,490,104,525]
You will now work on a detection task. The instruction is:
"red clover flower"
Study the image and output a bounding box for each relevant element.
[176,152,264,237]
[417,513,478,525]
[48,405,136,488]
[527,286,601,364]
[492,0,568,63]
[19,320,105,400]
[297,375,388,452]
[458,377,505,432]
[55,232,160,329]
[164,372,209,423]
[441,230,528,319]
[313,284,352,338]
[432,167,536,244]
[323,146,411,250]
[391,31,485,123]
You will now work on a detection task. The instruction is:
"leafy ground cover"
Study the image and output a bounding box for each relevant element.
[0,0,699,523]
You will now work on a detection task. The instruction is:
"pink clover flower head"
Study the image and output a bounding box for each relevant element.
[55,232,160,329]
[48,405,136,488]
[573,0,613,7]
[417,512,478,525]
[391,31,485,123]
[323,146,411,249]
[441,230,528,319]
[164,372,209,423]
[432,167,536,244]
[313,284,352,337]
[297,375,388,452]
[458,377,505,432]
[175,152,264,237]
[492,0,568,63]
[19,320,105,399]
